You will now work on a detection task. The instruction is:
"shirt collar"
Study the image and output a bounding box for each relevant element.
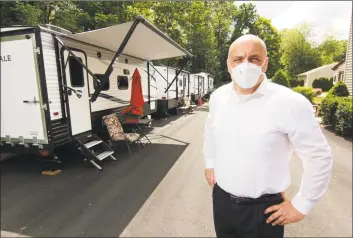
[230,74,269,98]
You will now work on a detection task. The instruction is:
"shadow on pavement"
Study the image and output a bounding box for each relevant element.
[1,140,189,237]
[151,113,186,128]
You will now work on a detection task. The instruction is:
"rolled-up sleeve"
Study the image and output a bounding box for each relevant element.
[203,95,216,169]
[286,95,333,215]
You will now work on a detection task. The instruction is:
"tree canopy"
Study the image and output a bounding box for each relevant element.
[1,1,347,88]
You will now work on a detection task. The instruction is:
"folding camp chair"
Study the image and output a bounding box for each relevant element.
[179,97,197,115]
[102,113,143,156]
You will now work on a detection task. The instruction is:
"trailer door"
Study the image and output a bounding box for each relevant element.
[62,49,92,136]
[1,34,48,144]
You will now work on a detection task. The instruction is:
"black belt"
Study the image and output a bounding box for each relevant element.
[216,184,283,205]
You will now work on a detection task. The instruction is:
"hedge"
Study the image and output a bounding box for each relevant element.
[272,69,289,87]
[292,87,315,103]
[319,95,352,136]
[312,77,333,92]
[335,99,353,136]
[327,81,350,97]
[289,78,305,88]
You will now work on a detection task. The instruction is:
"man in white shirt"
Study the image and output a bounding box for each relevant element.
[203,34,333,238]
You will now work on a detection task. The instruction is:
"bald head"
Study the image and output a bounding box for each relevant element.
[228,34,267,57]
[227,34,268,74]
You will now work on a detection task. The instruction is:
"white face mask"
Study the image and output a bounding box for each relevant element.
[230,61,265,89]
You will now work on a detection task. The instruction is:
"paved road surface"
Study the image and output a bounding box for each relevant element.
[1,106,352,237]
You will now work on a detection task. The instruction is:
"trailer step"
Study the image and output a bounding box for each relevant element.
[96,151,115,161]
[75,133,116,171]
[84,140,102,149]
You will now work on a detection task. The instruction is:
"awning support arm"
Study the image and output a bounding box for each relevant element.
[90,17,142,102]
[164,57,191,93]
[55,36,100,84]
[147,62,168,83]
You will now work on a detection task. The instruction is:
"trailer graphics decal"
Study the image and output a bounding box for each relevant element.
[0,55,11,62]
[91,93,130,104]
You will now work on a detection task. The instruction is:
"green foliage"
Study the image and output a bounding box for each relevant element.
[335,99,352,136]
[289,78,304,88]
[280,25,322,79]
[272,69,289,87]
[317,35,347,64]
[320,95,352,136]
[292,87,315,103]
[312,77,333,92]
[1,1,344,89]
[327,81,350,97]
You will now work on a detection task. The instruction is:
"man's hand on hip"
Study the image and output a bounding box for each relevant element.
[205,168,216,187]
[265,193,305,226]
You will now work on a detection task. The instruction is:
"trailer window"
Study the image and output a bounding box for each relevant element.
[93,74,110,91]
[179,78,183,87]
[117,76,129,90]
[183,75,187,86]
[69,56,84,87]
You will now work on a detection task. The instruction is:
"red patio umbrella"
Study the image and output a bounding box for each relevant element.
[123,68,144,116]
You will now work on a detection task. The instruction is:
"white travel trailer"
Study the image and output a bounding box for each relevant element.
[189,73,203,103]
[192,72,214,95]
[152,66,191,116]
[0,16,192,170]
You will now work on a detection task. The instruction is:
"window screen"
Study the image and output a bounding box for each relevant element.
[93,74,110,91]
[117,76,129,90]
[69,56,84,87]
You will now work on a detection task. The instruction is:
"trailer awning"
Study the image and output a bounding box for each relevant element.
[61,16,192,61]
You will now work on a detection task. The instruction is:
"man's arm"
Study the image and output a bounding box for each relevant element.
[203,94,216,169]
[287,95,333,215]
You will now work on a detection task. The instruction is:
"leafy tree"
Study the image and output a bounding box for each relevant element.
[280,24,322,79]
[251,17,282,78]
[317,35,347,64]
[272,69,289,87]
[1,1,41,26]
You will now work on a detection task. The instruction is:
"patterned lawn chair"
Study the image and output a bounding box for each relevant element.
[102,113,142,156]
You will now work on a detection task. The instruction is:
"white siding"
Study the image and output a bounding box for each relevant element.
[344,13,353,96]
[154,66,178,100]
[41,32,63,120]
[60,38,156,113]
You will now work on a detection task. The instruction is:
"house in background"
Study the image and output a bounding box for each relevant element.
[297,63,337,88]
[343,12,352,96]
[332,60,346,84]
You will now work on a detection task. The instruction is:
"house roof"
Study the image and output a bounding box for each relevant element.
[331,60,346,70]
[298,63,338,76]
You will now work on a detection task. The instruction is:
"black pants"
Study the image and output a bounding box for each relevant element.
[213,183,284,238]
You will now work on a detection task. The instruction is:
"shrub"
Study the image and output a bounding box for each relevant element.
[289,79,303,88]
[319,96,341,127]
[298,78,305,86]
[272,69,289,87]
[327,81,350,97]
[312,77,333,92]
[320,95,351,129]
[292,87,315,103]
[335,99,353,137]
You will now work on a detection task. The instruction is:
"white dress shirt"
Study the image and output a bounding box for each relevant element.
[203,77,333,215]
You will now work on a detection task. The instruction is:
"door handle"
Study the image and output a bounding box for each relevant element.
[23,97,40,104]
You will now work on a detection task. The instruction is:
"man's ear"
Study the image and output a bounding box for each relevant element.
[263,57,269,72]
[227,58,231,74]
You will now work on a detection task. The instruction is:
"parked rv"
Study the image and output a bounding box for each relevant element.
[0,16,192,170]
[151,66,191,116]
